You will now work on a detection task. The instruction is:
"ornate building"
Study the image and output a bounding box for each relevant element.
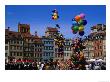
[34,31,43,62]
[5,27,24,62]
[83,24,106,59]
[64,39,73,60]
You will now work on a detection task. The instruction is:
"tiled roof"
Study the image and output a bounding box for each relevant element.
[5,29,22,39]
[46,27,58,32]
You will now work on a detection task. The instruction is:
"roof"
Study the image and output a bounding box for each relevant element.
[21,33,33,38]
[18,23,30,28]
[5,29,22,39]
[46,27,58,32]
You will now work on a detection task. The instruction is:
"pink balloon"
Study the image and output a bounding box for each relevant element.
[80,13,85,19]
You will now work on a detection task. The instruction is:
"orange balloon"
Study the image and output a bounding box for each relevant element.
[75,15,81,22]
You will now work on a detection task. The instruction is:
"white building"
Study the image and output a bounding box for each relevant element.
[64,39,73,60]
[42,36,54,61]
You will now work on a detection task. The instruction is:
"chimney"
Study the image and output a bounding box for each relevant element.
[8,27,10,31]
[35,31,37,36]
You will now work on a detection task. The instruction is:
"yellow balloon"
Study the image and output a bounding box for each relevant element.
[54,15,58,20]
[79,26,84,32]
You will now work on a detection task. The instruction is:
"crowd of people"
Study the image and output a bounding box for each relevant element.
[5,58,106,70]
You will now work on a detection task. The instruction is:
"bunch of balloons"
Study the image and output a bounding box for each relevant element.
[54,33,65,54]
[52,9,59,20]
[71,13,87,36]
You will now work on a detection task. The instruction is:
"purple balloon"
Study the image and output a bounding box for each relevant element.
[80,13,85,19]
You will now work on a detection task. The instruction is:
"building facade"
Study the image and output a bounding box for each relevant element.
[83,24,106,59]
[42,36,54,61]
[5,27,24,62]
[5,23,106,62]
[64,39,73,60]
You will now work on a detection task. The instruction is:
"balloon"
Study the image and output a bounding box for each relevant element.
[72,30,77,34]
[73,26,79,32]
[71,13,87,36]
[75,15,81,22]
[53,16,58,20]
[52,9,59,20]
[78,20,83,26]
[82,20,87,25]
[53,13,57,16]
[80,13,85,19]
[72,20,78,26]
[79,26,84,32]
[79,31,84,36]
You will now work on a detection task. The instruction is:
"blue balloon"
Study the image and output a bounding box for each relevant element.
[79,31,84,36]
[82,20,87,25]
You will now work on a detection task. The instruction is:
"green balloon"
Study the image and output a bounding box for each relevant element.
[73,26,79,32]
[78,20,83,26]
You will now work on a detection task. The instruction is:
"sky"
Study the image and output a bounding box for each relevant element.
[5,5,106,39]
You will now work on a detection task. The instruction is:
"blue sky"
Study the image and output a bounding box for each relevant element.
[5,5,106,39]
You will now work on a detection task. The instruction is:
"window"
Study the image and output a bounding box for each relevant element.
[56,54,57,57]
[35,54,36,57]
[17,41,19,44]
[14,46,16,50]
[17,52,19,56]
[10,52,12,56]
[51,53,53,57]
[31,54,33,57]
[46,41,48,44]
[46,47,48,50]
[5,53,7,57]
[51,41,53,44]
[67,53,68,56]
[65,53,66,56]
[38,54,39,57]
[5,41,8,44]
[14,40,16,44]
[43,53,45,56]
[14,52,16,56]
[46,53,48,56]
[100,46,102,49]
[17,46,19,49]
[101,52,102,56]
[5,46,8,50]
[20,53,22,56]
[20,46,22,50]
[48,53,50,56]
[20,41,22,44]
[40,54,42,57]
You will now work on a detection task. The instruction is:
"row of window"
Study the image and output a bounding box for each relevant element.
[35,54,42,57]
[55,54,63,58]
[64,53,71,56]
[10,46,23,50]
[10,52,22,56]
[24,48,34,51]
[55,47,71,52]
[35,44,42,47]
[43,52,53,57]
[10,40,23,44]
[24,53,34,57]
[44,46,53,50]
[35,49,42,52]
[95,45,102,50]
[94,52,103,57]
[65,42,71,45]
[43,41,53,44]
